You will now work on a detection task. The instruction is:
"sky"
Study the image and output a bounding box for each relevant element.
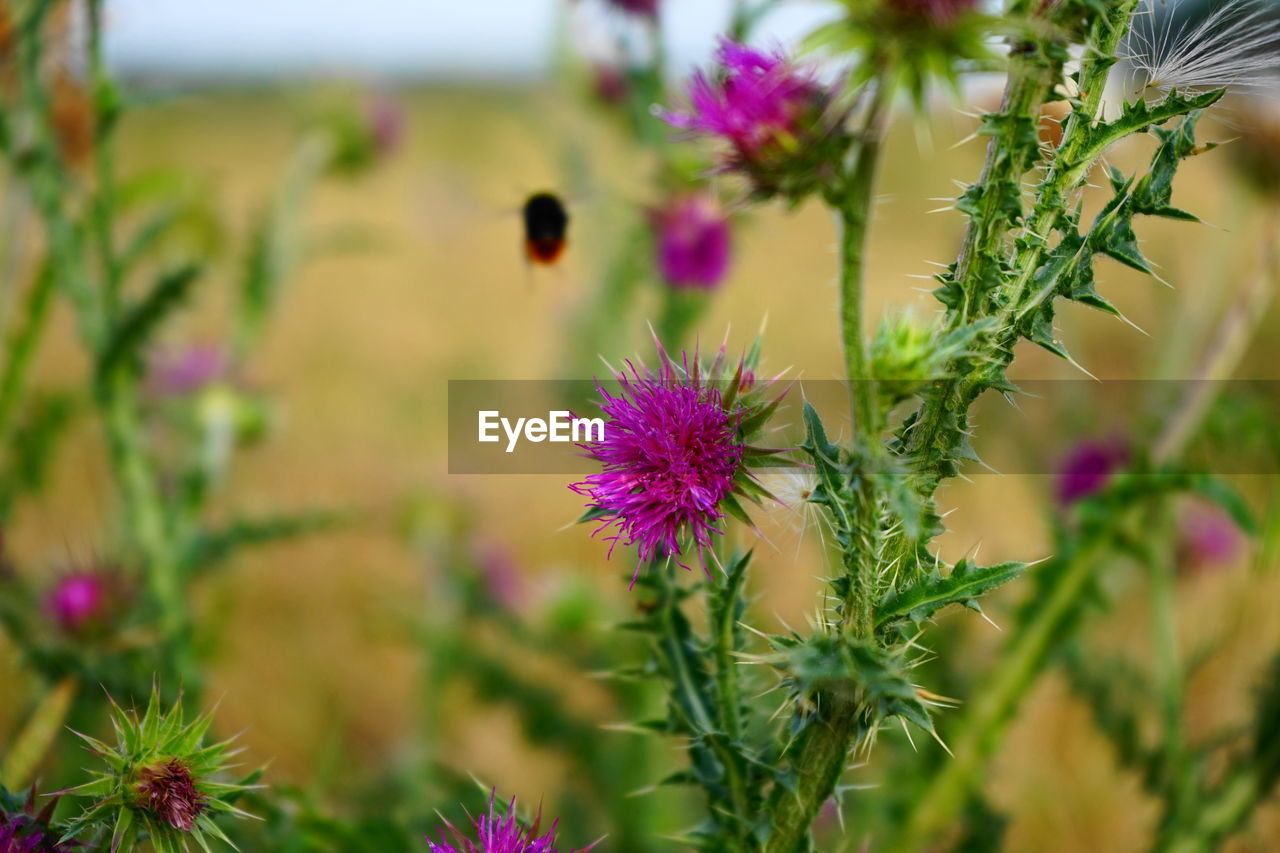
[103,0,838,80]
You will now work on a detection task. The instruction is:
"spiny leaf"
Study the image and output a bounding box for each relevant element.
[875,559,1026,630]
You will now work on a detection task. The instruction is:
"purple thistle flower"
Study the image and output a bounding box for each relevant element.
[1177,501,1243,575]
[652,194,732,290]
[1055,439,1128,506]
[44,566,120,636]
[657,39,848,199]
[1,792,79,853]
[469,537,525,610]
[146,344,230,397]
[571,342,785,585]
[427,792,591,853]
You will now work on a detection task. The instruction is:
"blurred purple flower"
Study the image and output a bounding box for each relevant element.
[606,0,658,17]
[591,63,629,106]
[427,792,589,853]
[0,808,77,853]
[652,194,732,290]
[147,344,229,397]
[366,93,405,157]
[469,537,524,609]
[1055,439,1128,506]
[44,567,119,635]
[889,0,980,25]
[657,39,843,196]
[1177,501,1243,575]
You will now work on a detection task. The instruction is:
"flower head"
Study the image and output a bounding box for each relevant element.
[1177,501,1243,575]
[652,194,732,290]
[44,566,122,636]
[657,39,849,200]
[1055,439,1129,506]
[135,759,206,832]
[64,688,255,851]
[366,92,405,157]
[571,340,786,584]
[427,791,591,853]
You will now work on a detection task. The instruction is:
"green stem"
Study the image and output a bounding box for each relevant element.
[764,698,866,853]
[0,262,55,454]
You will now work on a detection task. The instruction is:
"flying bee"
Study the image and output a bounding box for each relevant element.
[522,192,569,265]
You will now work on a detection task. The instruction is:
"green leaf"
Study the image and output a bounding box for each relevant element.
[876,558,1026,630]
[96,263,202,381]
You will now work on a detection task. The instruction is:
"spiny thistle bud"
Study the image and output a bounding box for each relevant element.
[657,39,851,202]
[570,337,788,585]
[651,193,732,290]
[869,311,984,407]
[62,688,256,852]
[427,791,595,853]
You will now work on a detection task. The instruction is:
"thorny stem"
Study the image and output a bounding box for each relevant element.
[762,70,892,853]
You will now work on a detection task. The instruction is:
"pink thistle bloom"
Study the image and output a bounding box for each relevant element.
[44,568,120,635]
[135,759,207,832]
[469,537,525,610]
[1177,501,1243,575]
[427,792,592,853]
[657,39,847,199]
[571,342,785,584]
[1055,439,1128,506]
[652,194,732,290]
[146,344,230,397]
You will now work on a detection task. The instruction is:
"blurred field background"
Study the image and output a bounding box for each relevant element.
[3,9,1280,847]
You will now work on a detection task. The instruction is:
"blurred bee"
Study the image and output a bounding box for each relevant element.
[522,192,570,265]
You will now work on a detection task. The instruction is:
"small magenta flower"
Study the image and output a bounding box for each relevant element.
[0,811,77,853]
[571,341,786,583]
[469,537,524,609]
[147,344,230,397]
[1055,439,1128,506]
[657,39,849,200]
[136,759,207,832]
[1177,501,1243,575]
[652,194,732,290]
[44,566,121,636]
[427,792,592,853]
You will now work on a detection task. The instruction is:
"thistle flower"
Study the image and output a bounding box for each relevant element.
[570,340,786,584]
[1055,439,1128,506]
[468,537,524,610]
[1176,500,1243,575]
[63,689,255,852]
[44,566,122,636]
[1122,0,1280,98]
[657,39,850,201]
[427,791,592,853]
[366,92,405,157]
[652,194,732,290]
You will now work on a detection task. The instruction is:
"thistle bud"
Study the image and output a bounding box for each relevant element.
[64,688,256,851]
[44,566,122,637]
[1055,439,1128,506]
